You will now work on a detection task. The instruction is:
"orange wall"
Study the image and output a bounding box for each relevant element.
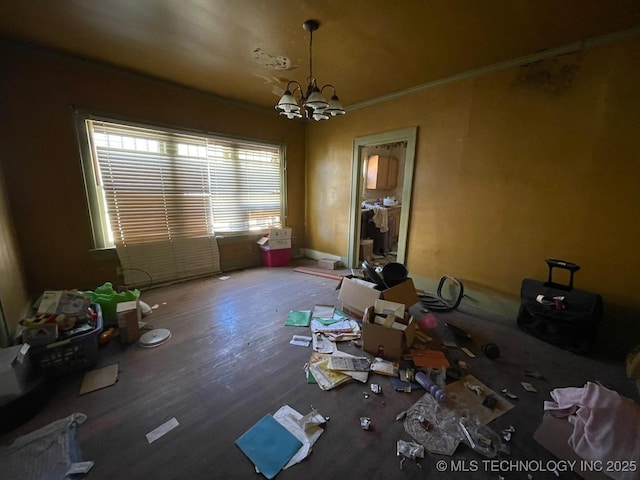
[0,166,29,341]
[0,40,305,295]
[306,38,640,349]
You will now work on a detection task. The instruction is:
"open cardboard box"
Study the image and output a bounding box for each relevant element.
[362,305,416,360]
[339,277,420,360]
[337,276,420,319]
[256,227,292,250]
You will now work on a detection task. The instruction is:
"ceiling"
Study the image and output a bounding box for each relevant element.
[1,1,640,111]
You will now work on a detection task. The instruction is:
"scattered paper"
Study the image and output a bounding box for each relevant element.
[312,304,335,319]
[330,351,369,383]
[371,357,399,376]
[272,405,326,469]
[218,276,230,280]
[13,343,30,364]
[312,333,336,354]
[310,319,354,333]
[460,347,476,358]
[285,310,312,327]
[328,355,371,372]
[290,335,312,347]
[146,417,179,444]
[65,462,94,475]
[521,382,538,392]
[307,353,352,390]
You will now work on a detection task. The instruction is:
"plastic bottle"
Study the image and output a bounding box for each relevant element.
[415,371,447,403]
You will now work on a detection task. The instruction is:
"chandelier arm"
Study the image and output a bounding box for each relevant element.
[320,84,337,96]
[286,80,303,98]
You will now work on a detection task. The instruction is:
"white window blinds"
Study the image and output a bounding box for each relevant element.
[84,119,283,287]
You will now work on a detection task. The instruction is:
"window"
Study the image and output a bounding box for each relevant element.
[77,115,285,286]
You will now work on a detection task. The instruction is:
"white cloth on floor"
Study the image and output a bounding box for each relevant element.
[544,382,640,480]
[371,206,389,233]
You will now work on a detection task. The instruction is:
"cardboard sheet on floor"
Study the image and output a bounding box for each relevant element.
[79,364,119,395]
[410,349,450,368]
[235,414,303,480]
[445,374,514,425]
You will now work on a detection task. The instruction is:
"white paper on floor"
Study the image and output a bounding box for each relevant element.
[146,417,179,444]
[273,405,326,469]
[290,335,312,347]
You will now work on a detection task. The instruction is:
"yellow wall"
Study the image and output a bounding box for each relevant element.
[306,38,640,350]
[0,166,29,342]
[0,40,305,295]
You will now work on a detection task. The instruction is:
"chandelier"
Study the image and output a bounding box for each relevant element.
[275,20,345,121]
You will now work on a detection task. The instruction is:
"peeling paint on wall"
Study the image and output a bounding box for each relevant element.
[252,47,295,70]
[515,56,580,96]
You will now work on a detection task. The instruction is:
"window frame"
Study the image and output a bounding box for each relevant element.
[74,111,287,250]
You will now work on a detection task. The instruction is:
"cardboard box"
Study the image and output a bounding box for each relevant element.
[269,227,291,240]
[338,276,420,319]
[256,227,292,250]
[360,239,373,262]
[318,259,339,270]
[116,300,141,344]
[362,306,416,360]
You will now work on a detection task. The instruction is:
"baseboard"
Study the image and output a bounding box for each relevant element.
[410,274,520,321]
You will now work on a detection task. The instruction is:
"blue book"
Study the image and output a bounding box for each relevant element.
[235,414,302,479]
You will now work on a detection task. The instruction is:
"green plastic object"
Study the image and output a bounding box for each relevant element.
[82,282,140,325]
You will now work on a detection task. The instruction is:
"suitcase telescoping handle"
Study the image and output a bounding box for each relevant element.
[545,258,580,289]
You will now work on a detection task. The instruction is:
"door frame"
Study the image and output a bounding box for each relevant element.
[347,127,418,268]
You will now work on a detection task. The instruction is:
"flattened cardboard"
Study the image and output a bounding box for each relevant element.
[444,375,514,425]
[79,364,119,395]
[362,306,416,360]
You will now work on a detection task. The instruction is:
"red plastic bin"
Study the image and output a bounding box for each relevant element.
[261,247,291,267]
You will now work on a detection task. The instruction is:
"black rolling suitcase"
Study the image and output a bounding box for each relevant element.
[517,259,603,353]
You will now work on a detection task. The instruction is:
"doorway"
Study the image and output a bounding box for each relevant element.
[347,127,418,269]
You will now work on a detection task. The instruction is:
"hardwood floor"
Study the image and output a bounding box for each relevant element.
[1,260,637,480]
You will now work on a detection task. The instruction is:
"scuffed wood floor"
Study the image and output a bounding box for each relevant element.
[1,260,637,480]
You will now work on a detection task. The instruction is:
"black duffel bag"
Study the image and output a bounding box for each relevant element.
[517,259,603,353]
